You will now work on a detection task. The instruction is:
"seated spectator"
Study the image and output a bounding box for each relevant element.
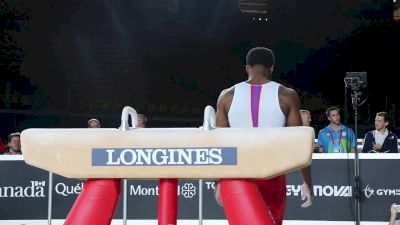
[300,110,312,126]
[137,114,147,128]
[317,106,356,153]
[300,109,320,153]
[0,137,8,154]
[389,203,400,225]
[362,112,398,153]
[87,118,101,128]
[5,132,22,155]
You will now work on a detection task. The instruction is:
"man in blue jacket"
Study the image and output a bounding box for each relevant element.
[362,112,399,153]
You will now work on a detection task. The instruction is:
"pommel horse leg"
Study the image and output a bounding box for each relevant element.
[220,179,275,225]
[158,178,178,225]
[64,179,121,225]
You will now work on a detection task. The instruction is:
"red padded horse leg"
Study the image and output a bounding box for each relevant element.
[64,179,121,225]
[158,178,178,225]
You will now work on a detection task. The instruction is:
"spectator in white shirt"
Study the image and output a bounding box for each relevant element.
[362,112,399,153]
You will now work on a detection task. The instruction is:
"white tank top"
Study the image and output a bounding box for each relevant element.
[228,81,286,128]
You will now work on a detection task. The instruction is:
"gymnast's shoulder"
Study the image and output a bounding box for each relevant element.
[217,85,234,101]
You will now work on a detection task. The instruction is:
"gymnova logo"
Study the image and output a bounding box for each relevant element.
[92,147,237,166]
[206,182,353,198]
[364,184,375,198]
[0,181,46,198]
[286,185,352,197]
[363,184,400,199]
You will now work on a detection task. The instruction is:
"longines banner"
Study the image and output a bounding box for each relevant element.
[1,155,400,221]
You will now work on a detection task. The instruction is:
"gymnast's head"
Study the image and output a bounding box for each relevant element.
[245,47,275,80]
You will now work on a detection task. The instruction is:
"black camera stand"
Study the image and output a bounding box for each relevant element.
[344,71,367,225]
[351,89,362,225]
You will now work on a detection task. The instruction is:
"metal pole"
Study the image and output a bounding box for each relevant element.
[47,172,53,225]
[355,16,364,225]
[345,86,348,124]
[123,179,128,225]
[352,91,361,225]
[198,179,203,225]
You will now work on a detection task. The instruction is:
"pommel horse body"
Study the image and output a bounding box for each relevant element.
[21,106,314,225]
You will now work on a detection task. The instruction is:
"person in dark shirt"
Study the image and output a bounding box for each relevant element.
[362,112,398,153]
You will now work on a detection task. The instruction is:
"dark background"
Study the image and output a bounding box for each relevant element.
[1,0,399,138]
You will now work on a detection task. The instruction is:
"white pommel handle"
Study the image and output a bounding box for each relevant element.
[120,106,138,131]
[202,105,216,131]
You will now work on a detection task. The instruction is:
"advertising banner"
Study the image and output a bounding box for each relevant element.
[1,154,399,222]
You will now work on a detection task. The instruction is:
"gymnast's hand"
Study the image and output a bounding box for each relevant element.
[300,182,314,208]
[214,181,223,206]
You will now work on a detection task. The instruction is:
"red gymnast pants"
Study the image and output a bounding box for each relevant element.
[220,175,286,225]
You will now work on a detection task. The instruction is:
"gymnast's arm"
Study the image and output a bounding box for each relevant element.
[213,88,233,206]
[215,88,232,128]
[281,86,314,206]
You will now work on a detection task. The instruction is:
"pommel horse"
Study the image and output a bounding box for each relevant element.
[21,106,314,225]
